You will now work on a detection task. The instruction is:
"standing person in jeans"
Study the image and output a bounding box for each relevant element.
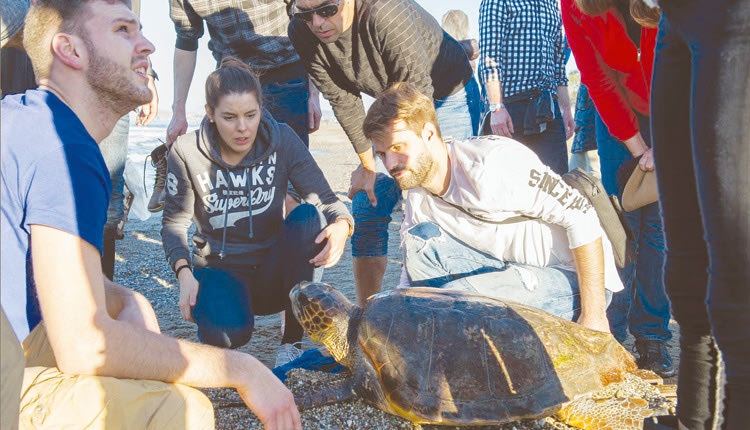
[161,57,353,367]
[648,0,750,428]
[479,0,575,175]
[364,83,623,332]
[288,0,481,306]
[569,84,601,177]
[154,0,323,213]
[562,0,674,378]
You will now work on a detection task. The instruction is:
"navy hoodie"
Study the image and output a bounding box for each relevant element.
[161,110,352,270]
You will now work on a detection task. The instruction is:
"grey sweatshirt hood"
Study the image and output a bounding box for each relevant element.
[161,109,353,270]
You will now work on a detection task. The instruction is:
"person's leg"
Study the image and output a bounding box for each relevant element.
[99,115,130,280]
[262,75,310,146]
[19,367,214,430]
[192,267,255,349]
[662,1,750,426]
[254,203,326,345]
[19,323,214,429]
[434,79,482,140]
[351,173,402,306]
[402,222,585,320]
[651,10,720,429]
[507,99,569,175]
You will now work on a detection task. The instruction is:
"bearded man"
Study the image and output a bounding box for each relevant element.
[0,1,301,428]
[364,83,624,333]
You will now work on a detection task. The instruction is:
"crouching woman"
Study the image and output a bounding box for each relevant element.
[161,57,353,366]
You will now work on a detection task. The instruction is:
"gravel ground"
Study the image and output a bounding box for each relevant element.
[114,122,678,429]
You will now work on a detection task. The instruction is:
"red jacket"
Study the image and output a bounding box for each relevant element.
[561,0,657,141]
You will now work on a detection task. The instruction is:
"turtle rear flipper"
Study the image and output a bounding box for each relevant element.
[555,397,655,430]
[295,379,356,410]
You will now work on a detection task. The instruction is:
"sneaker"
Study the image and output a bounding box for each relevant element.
[635,339,676,378]
[275,342,303,368]
[147,143,168,212]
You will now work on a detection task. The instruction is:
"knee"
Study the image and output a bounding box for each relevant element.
[197,320,254,349]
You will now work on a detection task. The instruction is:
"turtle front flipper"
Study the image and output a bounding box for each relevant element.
[555,397,655,430]
[295,379,356,410]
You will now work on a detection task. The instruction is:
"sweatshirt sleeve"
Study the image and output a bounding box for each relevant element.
[161,137,196,270]
[282,126,354,226]
[561,0,639,141]
[484,141,603,249]
[288,22,370,155]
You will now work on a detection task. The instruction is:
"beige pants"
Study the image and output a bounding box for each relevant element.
[18,324,215,430]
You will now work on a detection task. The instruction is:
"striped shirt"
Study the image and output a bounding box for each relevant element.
[478,0,568,98]
[170,0,299,70]
[288,0,473,154]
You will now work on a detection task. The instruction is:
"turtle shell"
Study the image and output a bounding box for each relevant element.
[352,287,636,425]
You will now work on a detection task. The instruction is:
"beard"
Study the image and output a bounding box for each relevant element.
[84,37,152,116]
[389,149,434,190]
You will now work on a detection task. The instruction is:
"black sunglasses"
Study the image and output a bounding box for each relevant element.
[293,0,343,22]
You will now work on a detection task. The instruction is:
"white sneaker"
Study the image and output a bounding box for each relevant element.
[275,342,303,368]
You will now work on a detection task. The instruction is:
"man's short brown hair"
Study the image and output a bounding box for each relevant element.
[23,0,130,80]
[363,82,441,141]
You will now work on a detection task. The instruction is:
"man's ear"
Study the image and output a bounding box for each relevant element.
[50,33,86,70]
[422,122,438,143]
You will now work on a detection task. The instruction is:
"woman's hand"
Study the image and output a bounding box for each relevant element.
[310,219,351,268]
[178,269,200,322]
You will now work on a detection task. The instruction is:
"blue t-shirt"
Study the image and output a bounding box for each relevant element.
[1,89,110,341]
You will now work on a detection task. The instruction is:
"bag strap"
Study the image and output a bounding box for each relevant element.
[433,194,532,225]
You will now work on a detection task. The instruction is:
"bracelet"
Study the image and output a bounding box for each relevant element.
[174,264,191,278]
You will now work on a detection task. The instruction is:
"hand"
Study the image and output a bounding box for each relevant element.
[236,366,302,430]
[307,90,322,133]
[348,164,378,206]
[136,74,159,126]
[178,269,199,322]
[490,108,514,138]
[167,109,188,147]
[638,147,655,172]
[310,219,350,268]
[577,312,611,333]
[561,104,575,140]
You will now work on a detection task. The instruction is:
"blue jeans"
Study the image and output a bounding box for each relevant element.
[506,97,569,175]
[191,204,325,348]
[351,80,480,258]
[402,222,612,321]
[651,2,750,427]
[596,113,671,344]
[100,114,129,238]
[262,76,309,146]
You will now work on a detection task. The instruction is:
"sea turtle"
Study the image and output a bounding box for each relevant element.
[289,282,672,429]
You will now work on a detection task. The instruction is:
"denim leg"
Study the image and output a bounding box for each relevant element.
[403,222,585,321]
[262,77,309,146]
[657,2,750,427]
[255,204,325,344]
[507,99,569,175]
[99,114,129,238]
[193,267,255,349]
[595,113,632,196]
[651,8,721,428]
[434,78,482,140]
[351,173,402,258]
[628,203,671,342]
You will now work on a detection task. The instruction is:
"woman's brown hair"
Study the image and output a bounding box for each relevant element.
[205,56,263,112]
[575,0,661,28]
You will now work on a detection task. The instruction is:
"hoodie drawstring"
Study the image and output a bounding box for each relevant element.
[219,166,230,260]
[246,167,254,240]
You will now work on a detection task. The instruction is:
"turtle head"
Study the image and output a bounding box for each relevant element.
[290,282,356,365]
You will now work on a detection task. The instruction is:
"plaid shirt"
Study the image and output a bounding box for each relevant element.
[170,0,298,70]
[478,0,568,98]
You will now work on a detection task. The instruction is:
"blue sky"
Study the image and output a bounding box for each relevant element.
[139,1,482,119]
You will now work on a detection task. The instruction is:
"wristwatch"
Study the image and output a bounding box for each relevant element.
[488,102,505,112]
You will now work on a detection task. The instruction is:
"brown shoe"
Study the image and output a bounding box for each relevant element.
[147,143,168,212]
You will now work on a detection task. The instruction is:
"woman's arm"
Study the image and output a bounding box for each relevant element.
[160,140,196,271]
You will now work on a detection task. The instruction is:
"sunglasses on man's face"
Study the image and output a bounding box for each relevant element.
[293,0,343,22]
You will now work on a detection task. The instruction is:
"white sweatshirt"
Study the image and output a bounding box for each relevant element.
[399,136,624,293]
